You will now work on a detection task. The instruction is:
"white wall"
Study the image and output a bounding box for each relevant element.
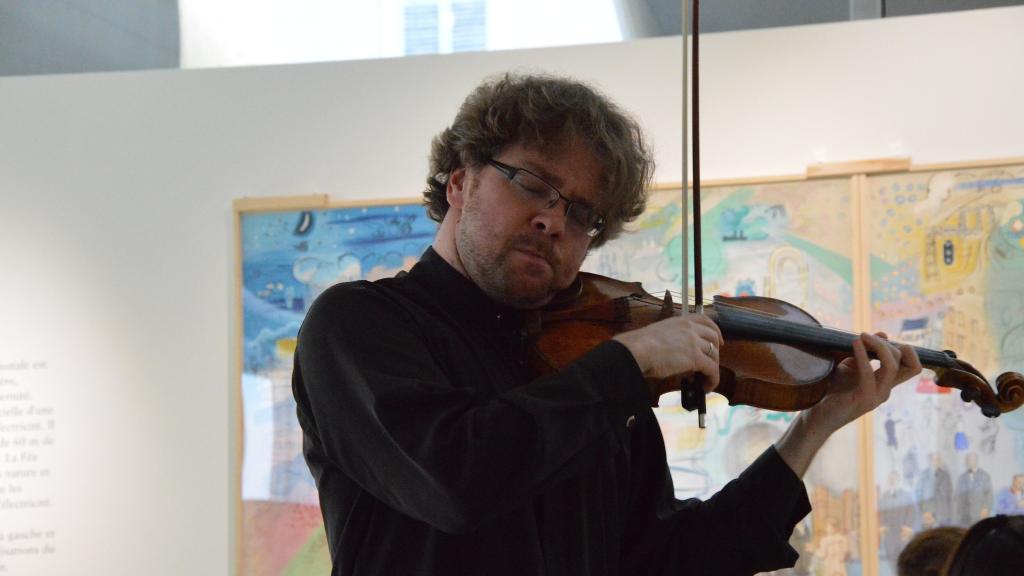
[696,6,1024,179]
[0,6,1020,575]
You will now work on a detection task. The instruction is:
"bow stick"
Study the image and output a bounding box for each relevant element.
[679,0,708,428]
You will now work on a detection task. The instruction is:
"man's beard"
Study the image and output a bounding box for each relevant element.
[458,228,560,309]
[455,191,563,309]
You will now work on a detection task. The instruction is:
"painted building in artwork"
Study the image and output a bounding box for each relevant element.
[765,246,809,307]
[921,202,995,289]
[921,180,1014,376]
[897,317,930,348]
[941,298,992,376]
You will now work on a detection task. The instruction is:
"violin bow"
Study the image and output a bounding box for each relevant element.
[679,0,708,428]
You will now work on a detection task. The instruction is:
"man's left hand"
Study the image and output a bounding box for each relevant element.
[806,332,922,435]
[774,332,922,478]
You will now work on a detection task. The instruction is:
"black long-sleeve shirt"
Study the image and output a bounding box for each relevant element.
[292,247,811,575]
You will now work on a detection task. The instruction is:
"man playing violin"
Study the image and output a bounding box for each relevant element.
[292,72,923,575]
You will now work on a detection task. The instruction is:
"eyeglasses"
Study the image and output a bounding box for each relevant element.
[486,159,606,238]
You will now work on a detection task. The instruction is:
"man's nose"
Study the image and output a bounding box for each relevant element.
[531,204,566,236]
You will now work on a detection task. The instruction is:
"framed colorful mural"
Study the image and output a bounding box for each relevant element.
[866,161,1024,576]
[233,195,435,575]
[232,157,1024,576]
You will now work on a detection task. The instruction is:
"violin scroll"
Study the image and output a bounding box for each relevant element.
[995,371,1024,412]
[933,359,1024,418]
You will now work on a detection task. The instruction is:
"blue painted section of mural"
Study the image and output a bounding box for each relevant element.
[242,205,435,373]
[240,203,435,504]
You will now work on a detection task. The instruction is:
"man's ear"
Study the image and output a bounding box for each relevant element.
[446,167,467,209]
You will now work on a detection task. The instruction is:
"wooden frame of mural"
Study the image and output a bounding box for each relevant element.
[231,155,1024,576]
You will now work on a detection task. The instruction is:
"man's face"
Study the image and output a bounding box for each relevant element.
[966,453,978,470]
[921,511,936,528]
[1013,474,1024,491]
[447,140,604,309]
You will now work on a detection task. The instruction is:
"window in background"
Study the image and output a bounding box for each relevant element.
[451,0,487,52]
[403,0,487,55]
[404,2,441,55]
[179,0,621,69]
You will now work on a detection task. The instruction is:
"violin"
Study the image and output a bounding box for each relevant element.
[524,272,1024,418]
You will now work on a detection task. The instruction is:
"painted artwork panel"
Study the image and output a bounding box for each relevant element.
[239,202,435,575]
[867,165,1024,576]
[583,178,862,575]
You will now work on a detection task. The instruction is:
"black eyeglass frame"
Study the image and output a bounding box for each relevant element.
[486,159,606,238]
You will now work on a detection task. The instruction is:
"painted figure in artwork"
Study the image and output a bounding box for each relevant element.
[915,452,953,528]
[995,473,1024,515]
[816,517,850,576]
[955,453,993,525]
[880,470,917,572]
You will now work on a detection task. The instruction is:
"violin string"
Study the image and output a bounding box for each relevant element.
[638,289,913,342]
[650,291,791,322]
[637,290,893,340]
[629,298,794,328]
[619,290,949,365]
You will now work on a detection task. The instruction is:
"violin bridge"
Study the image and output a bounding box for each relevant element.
[659,290,674,320]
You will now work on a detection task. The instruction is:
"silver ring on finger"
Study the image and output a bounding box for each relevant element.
[705,340,716,357]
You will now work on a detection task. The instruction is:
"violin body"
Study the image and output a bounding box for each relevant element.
[525,272,1024,417]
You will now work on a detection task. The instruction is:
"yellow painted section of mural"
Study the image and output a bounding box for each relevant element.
[870,167,1024,376]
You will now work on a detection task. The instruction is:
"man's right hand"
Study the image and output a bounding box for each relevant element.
[612,313,723,393]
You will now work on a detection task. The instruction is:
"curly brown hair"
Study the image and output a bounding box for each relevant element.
[424,72,653,248]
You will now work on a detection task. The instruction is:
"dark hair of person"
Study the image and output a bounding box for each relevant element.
[943,515,1024,576]
[896,526,965,576]
[424,72,654,248]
